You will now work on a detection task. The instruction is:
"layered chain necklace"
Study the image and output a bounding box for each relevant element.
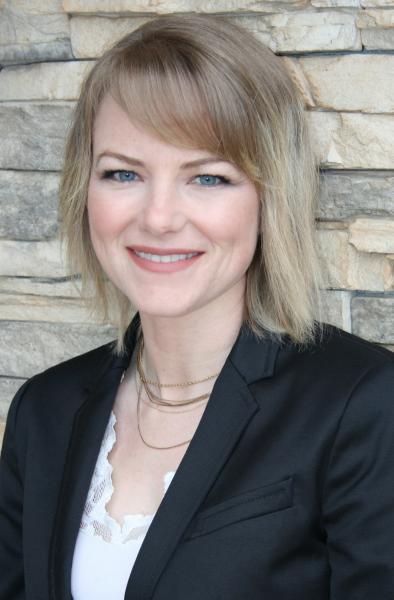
[135,335,219,450]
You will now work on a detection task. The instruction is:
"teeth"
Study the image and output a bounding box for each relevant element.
[134,250,198,263]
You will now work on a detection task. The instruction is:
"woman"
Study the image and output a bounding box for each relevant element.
[1,14,393,600]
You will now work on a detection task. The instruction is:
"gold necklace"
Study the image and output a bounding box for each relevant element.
[136,376,204,449]
[144,386,210,407]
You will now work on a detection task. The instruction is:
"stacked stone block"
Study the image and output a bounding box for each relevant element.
[1,0,394,442]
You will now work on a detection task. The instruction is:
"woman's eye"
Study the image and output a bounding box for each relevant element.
[103,170,138,182]
[194,174,231,186]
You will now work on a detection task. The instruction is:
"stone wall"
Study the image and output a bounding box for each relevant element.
[1,0,394,442]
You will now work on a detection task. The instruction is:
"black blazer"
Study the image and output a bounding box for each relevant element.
[1,316,394,600]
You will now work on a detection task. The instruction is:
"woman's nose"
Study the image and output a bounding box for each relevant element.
[139,182,187,235]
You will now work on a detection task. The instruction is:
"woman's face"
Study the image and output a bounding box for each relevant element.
[88,95,260,320]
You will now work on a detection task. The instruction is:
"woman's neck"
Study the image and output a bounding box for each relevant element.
[138,292,245,390]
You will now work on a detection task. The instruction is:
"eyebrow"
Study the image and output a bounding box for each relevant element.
[95,151,229,169]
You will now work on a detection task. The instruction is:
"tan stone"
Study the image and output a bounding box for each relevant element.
[357,9,394,49]
[238,11,360,53]
[308,112,394,169]
[0,240,67,278]
[357,8,394,26]
[0,61,92,101]
[361,0,394,6]
[0,294,96,323]
[317,228,392,291]
[70,16,150,58]
[63,0,309,14]
[292,55,394,112]
[349,219,394,253]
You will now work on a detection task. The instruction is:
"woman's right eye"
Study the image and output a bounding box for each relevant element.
[102,170,138,182]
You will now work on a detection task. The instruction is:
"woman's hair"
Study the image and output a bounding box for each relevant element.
[59,14,323,352]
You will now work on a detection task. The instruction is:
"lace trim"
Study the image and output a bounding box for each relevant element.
[80,411,176,545]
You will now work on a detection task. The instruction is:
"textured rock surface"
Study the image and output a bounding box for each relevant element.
[352,296,394,344]
[0,321,116,378]
[0,240,66,278]
[349,219,394,254]
[309,112,394,169]
[357,9,394,48]
[63,1,310,14]
[0,62,92,101]
[0,0,72,64]
[317,228,393,291]
[70,16,150,58]
[0,377,25,420]
[0,294,96,323]
[361,0,394,6]
[320,289,352,330]
[0,171,60,240]
[0,103,74,171]
[0,277,81,298]
[237,10,360,52]
[312,0,360,5]
[290,55,394,112]
[318,171,394,221]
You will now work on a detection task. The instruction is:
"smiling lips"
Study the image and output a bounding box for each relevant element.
[128,246,203,273]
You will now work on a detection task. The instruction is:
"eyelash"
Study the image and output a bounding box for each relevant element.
[101,170,232,186]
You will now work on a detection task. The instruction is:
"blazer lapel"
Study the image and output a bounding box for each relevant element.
[125,326,281,599]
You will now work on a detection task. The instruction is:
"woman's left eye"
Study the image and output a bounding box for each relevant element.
[194,174,231,186]
[102,170,138,182]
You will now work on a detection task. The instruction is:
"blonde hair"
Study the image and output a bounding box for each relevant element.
[60,14,323,352]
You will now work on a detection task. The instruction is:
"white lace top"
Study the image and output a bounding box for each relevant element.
[71,411,176,599]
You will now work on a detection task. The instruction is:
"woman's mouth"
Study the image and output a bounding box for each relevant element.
[128,247,203,273]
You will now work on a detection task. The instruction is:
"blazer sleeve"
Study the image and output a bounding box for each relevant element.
[322,360,394,598]
[0,381,30,600]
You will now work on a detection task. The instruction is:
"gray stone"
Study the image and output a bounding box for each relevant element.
[0,62,92,101]
[0,103,75,171]
[318,171,394,221]
[0,321,116,379]
[320,289,352,331]
[0,0,72,65]
[361,29,394,50]
[351,296,394,344]
[0,171,60,240]
[0,276,81,298]
[0,377,26,421]
[312,0,360,5]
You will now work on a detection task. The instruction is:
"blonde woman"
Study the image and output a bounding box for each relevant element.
[1,15,393,600]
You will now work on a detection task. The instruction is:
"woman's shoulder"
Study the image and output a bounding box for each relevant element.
[289,322,393,371]
[7,339,119,428]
